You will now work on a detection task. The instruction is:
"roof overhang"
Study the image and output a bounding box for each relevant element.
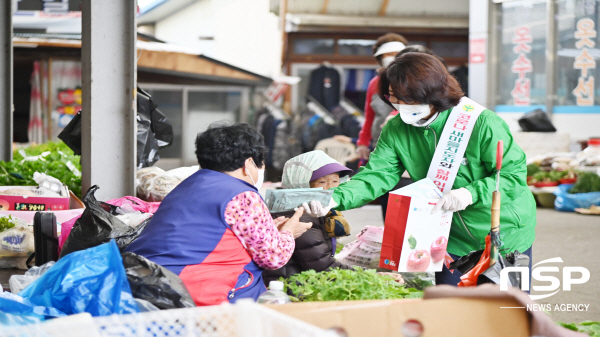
[12,36,271,87]
[286,13,469,32]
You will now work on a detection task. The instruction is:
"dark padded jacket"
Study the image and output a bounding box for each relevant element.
[263,211,352,285]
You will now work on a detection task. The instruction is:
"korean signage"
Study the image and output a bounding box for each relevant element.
[17,0,81,13]
[510,26,533,106]
[572,18,596,106]
[469,38,486,64]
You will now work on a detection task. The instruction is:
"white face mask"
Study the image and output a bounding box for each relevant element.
[245,159,265,190]
[381,56,395,68]
[392,103,432,125]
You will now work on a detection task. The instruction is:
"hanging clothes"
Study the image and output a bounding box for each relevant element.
[308,65,341,111]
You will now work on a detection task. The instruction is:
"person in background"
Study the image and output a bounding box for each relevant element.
[356,33,408,161]
[355,33,408,220]
[263,150,354,285]
[126,123,312,306]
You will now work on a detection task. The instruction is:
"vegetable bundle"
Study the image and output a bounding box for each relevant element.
[0,141,82,198]
[281,267,423,302]
[569,172,600,194]
[559,321,600,336]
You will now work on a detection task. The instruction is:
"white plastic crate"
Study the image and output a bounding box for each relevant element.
[0,300,337,337]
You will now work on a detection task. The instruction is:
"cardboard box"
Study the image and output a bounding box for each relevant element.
[269,298,529,337]
[0,191,84,225]
[0,186,71,212]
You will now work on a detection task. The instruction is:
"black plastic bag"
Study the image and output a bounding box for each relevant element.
[137,88,173,168]
[138,88,173,147]
[477,251,530,288]
[518,109,557,132]
[59,186,151,258]
[57,111,82,155]
[449,249,484,275]
[57,90,173,168]
[121,252,196,310]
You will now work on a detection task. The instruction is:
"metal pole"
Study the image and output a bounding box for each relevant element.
[81,0,137,200]
[545,0,557,121]
[0,1,13,161]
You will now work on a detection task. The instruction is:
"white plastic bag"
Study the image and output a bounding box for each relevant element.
[335,226,384,269]
[9,261,56,294]
[136,166,199,202]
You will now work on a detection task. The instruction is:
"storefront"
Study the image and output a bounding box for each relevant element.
[473,0,600,144]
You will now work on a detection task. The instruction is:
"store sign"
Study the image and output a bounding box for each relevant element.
[510,26,533,106]
[572,18,596,106]
[263,82,289,103]
[469,38,486,64]
[500,257,590,301]
[17,0,81,13]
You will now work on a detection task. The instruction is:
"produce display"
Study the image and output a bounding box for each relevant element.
[529,169,576,185]
[280,267,423,302]
[0,142,81,198]
[0,215,17,232]
[559,321,600,336]
[569,172,600,194]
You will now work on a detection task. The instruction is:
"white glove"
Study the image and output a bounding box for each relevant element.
[300,198,338,218]
[432,188,473,214]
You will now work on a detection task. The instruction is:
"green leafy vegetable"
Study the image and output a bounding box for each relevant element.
[558,321,600,336]
[0,215,17,232]
[335,242,344,255]
[0,141,81,198]
[408,235,417,250]
[527,163,541,176]
[280,267,423,302]
[569,172,600,194]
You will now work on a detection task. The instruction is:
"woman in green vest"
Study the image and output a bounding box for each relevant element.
[306,53,536,286]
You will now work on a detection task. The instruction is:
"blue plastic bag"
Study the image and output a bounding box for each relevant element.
[19,240,139,316]
[0,291,65,326]
[554,184,600,212]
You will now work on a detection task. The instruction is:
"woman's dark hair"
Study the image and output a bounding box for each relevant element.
[378,52,464,112]
[195,123,267,172]
[397,45,447,68]
[372,33,409,64]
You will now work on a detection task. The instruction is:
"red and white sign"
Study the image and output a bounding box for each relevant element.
[510,26,533,106]
[573,18,596,106]
[469,38,486,64]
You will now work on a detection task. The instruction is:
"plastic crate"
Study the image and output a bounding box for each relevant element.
[0,300,336,337]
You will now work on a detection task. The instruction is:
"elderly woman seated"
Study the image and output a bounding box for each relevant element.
[263,150,355,284]
[126,123,311,306]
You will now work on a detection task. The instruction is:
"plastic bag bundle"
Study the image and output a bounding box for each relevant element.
[9,261,55,294]
[59,186,151,258]
[0,291,66,326]
[335,226,384,269]
[19,240,139,316]
[136,166,198,202]
[122,252,196,310]
[0,218,35,270]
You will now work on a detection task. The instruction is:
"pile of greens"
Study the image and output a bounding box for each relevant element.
[0,141,81,198]
[559,321,600,336]
[0,215,17,232]
[281,267,423,302]
[527,163,541,177]
[569,172,600,194]
[530,170,576,184]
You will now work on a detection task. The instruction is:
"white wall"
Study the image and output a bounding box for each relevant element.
[154,0,282,78]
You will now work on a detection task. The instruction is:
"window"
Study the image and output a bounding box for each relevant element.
[338,39,376,56]
[495,0,547,108]
[293,38,335,55]
[555,0,599,107]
